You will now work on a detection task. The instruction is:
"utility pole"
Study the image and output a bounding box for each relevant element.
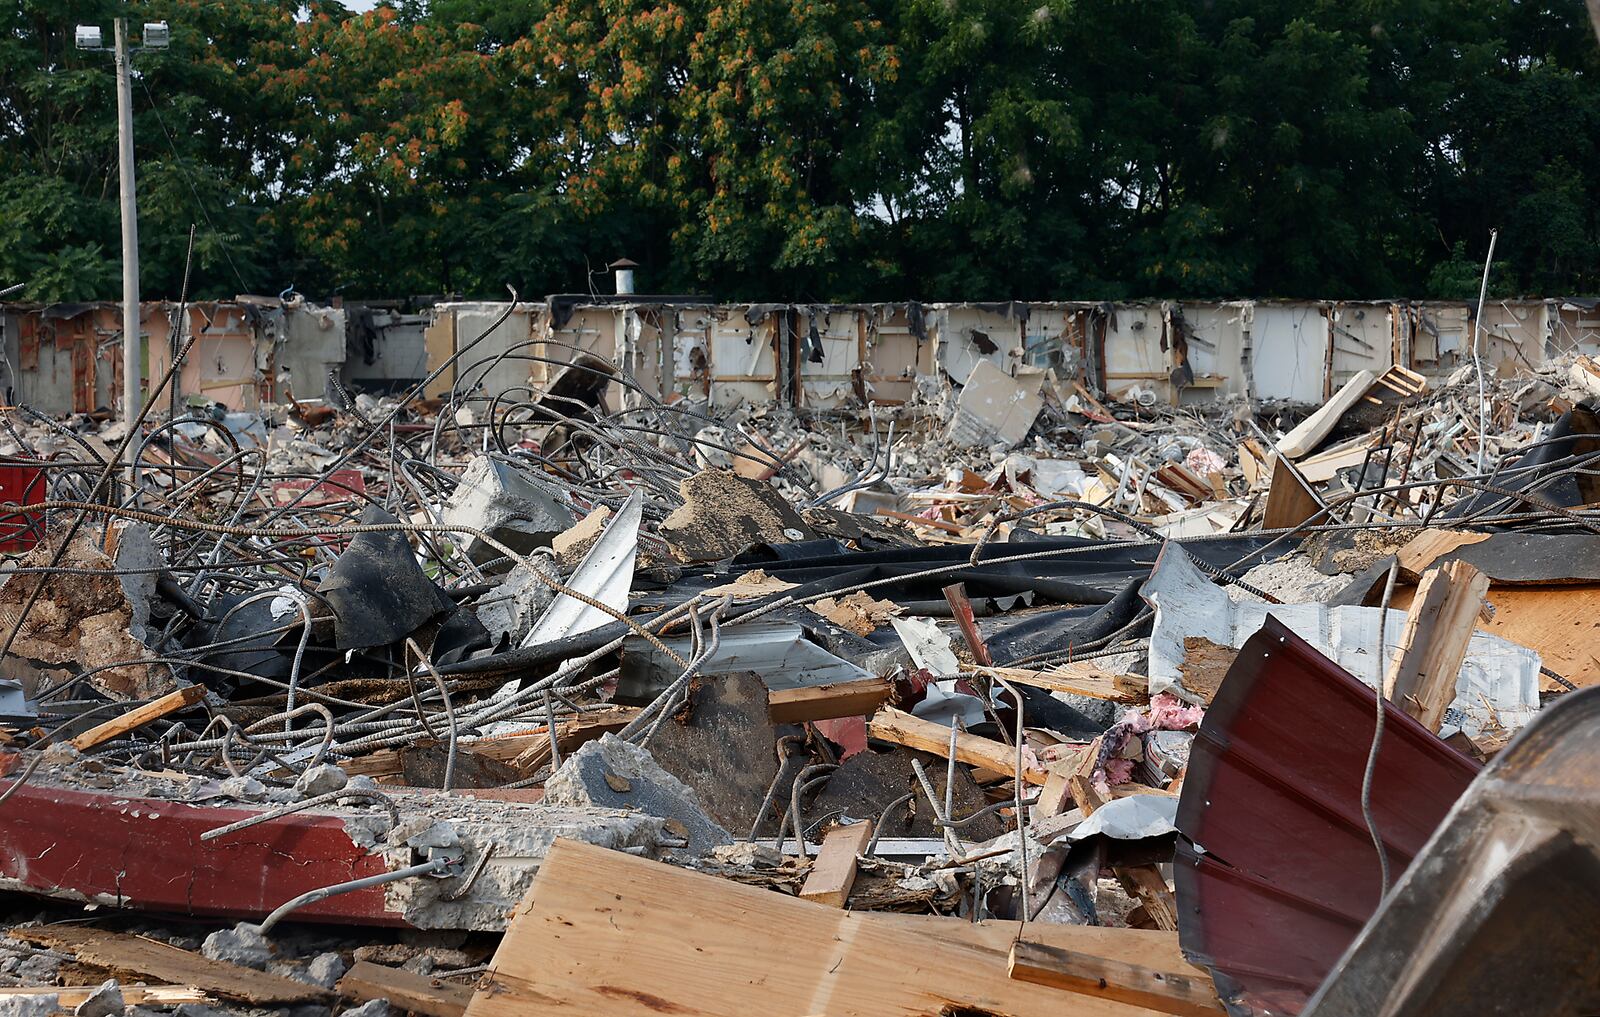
[76,19,168,430]
[113,19,140,426]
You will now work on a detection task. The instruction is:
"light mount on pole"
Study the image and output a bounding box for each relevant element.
[75,21,169,53]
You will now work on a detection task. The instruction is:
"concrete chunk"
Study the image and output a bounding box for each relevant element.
[544,734,733,856]
[442,456,576,566]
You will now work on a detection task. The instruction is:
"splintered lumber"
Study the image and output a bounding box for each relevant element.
[1068,734,1108,815]
[1116,865,1180,933]
[1261,455,1325,531]
[976,664,1150,704]
[465,836,1174,1017]
[1384,560,1490,732]
[798,820,875,908]
[1009,938,1222,1017]
[867,707,1049,786]
[69,685,207,751]
[497,707,639,773]
[1394,529,1492,579]
[0,986,209,1007]
[1275,370,1376,459]
[8,927,328,1005]
[768,678,892,724]
[337,961,471,1017]
[1395,582,1600,690]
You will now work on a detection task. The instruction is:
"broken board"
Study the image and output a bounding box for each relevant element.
[8,927,328,1005]
[465,837,1170,1016]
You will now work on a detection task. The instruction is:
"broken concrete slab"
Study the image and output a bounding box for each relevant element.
[639,671,805,834]
[442,455,576,566]
[659,469,814,562]
[543,734,733,856]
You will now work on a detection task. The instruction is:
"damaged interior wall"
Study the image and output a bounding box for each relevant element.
[1,295,1591,418]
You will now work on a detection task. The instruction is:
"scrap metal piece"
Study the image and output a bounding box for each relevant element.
[1175,617,1480,1017]
[1304,685,1600,1017]
[519,489,642,649]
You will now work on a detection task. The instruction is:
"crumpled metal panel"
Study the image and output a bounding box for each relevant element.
[1175,616,1480,1016]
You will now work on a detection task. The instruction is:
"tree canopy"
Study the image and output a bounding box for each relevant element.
[2,0,1597,303]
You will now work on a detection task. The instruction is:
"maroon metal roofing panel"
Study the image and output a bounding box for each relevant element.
[1175,616,1481,1016]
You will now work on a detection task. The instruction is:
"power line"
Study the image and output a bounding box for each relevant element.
[136,73,250,293]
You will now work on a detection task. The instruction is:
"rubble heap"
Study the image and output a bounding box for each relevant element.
[0,343,1598,1017]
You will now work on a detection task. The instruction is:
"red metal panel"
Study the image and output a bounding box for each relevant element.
[0,460,46,551]
[0,767,406,926]
[1175,616,1480,1016]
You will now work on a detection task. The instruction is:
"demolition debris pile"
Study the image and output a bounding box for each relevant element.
[1,333,1599,1017]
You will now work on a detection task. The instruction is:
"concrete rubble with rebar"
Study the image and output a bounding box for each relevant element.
[0,294,1598,1016]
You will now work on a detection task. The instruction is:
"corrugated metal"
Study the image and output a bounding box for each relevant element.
[1175,616,1481,1016]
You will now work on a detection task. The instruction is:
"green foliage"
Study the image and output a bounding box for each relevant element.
[0,0,1597,301]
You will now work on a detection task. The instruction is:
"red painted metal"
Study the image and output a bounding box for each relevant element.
[0,766,406,926]
[0,460,46,551]
[270,469,368,508]
[1174,616,1480,1016]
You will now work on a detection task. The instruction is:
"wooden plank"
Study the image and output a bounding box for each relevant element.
[69,685,207,751]
[942,583,993,667]
[1068,734,1108,815]
[1175,637,1236,705]
[1261,454,1325,531]
[0,985,209,1007]
[1275,369,1376,458]
[1009,939,1222,1017]
[1384,561,1490,732]
[867,707,1049,786]
[337,961,471,1017]
[798,821,875,908]
[1116,864,1180,933]
[977,664,1149,704]
[465,837,1167,1017]
[767,678,891,724]
[9,928,328,1005]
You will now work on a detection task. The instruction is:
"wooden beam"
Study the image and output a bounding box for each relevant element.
[798,820,875,908]
[941,582,993,667]
[8,928,328,1006]
[69,685,207,751]
[975,664,1149,704]
[1116,864,1180,933]
[1008,939,1223,1017]
[767,678,891,724]
[1384,560,1490,732]
[1275,369,1376,458]
[867,707,1048,786]
[337,961,471,1017]
[505,708,639,772]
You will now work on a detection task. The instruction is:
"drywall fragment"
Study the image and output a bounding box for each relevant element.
[945,359,1046,448]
